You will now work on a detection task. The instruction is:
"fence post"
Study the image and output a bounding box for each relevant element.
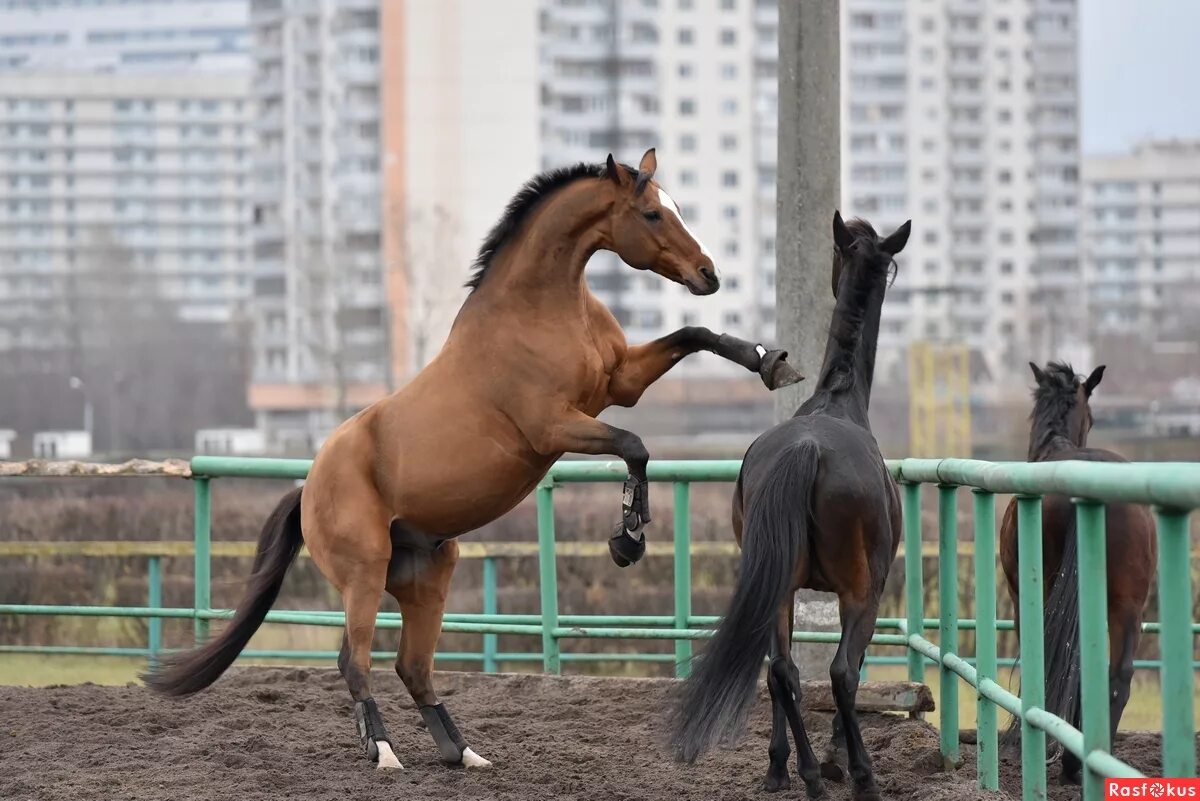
[147,555,162,669]
[1016,495,1047,801]
[1154,508,1196,778]
[536,480,560,675]
[193,477,211,644]
[1076,500,1110,801]
[673,481,692,678]
[972,489,998,791]
[903,481,925,684]
[482,556,498,674]
[938,484,960,769]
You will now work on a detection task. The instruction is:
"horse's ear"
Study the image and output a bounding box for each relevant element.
[881,220,911,255]
[832,210,854,251]
[1029,362,1047,385]
[635,148,656,194]
[605,154,625,186]
[1084,364,1106,396]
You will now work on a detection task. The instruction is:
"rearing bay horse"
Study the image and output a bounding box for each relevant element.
[999,362,1156,784]
[146,149,801,771]
[672,213,910,801]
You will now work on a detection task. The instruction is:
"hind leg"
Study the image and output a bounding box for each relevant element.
[387,540,492,769]
[827,594,881,801]
[822,652,864,780]
[337,567,403,770]
[767,598,824,798]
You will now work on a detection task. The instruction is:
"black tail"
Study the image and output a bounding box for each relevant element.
[669,439,819,762]
[143,487,304,696]
[1002,509,1081,744]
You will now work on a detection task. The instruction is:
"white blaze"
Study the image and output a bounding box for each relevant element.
[658,187,713,260]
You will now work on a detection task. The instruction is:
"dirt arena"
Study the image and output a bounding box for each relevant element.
[1,668,1192,801]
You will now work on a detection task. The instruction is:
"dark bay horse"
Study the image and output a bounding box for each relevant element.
[145,149,802,771]
[671,213,910,801]
[999,362,1156,784]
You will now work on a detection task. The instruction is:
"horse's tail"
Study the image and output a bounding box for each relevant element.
[143,487,304,696]
[669,439,819,763]
[1002,506,1081,745]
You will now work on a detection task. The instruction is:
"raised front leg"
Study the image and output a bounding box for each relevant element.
[608,326,803,407]
[526,410,651,567]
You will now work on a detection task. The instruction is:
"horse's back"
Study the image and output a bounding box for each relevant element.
[740,414,899,595]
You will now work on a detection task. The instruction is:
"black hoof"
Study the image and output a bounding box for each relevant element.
[761,767,790,793]
[1060,767,1082,786]
[608,526,646,567]
[759,349,804,390]
[819,759,845,782]
[803,776,827,800]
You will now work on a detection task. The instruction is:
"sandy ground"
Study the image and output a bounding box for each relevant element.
[1,668,1193,801]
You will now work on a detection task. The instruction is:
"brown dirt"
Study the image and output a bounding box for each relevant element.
[0,669,1190,801]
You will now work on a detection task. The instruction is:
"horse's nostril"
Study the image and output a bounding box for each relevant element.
[699,266,717,283]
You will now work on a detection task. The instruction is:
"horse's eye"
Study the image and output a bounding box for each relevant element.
[642,210,662,222]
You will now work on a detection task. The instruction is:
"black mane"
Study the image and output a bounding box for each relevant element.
[465,160,635,291]
[1030,361,1081,451]
[819,218,896,393]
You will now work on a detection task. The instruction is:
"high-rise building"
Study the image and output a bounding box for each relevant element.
[539,0,778,364]
[247,0,539,449]
[1083,140,1200,340]
[841,0,1083,389]
[0,0,253,363]
[0,0,249,72]
[540,0,1083,390]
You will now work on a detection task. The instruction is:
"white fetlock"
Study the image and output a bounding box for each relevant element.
[461,747,493,769]
[375,741,404,771]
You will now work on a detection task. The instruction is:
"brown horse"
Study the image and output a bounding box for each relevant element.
[999,362,1156,784]
[671,213,910,801]
[145,149,802,771]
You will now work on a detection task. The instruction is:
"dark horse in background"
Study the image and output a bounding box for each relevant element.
[671,212,911,801]
[1000,362,1156,784]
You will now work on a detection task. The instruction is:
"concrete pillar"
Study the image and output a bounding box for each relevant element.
[776,0,842,680]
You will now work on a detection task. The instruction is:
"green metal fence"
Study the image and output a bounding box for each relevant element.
[1,455,1198,800]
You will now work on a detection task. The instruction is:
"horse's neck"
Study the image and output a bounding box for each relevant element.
[803,285,884,426]
[470,180,612,307]
[1028,425,1083,461]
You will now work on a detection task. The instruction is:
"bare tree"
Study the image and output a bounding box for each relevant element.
[390,204,465,379]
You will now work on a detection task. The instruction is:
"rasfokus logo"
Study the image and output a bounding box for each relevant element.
[1106,779,1200,799]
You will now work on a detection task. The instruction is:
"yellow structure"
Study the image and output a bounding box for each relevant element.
[908,341,972,457]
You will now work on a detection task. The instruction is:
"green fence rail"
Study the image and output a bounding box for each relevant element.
[2,455,1197,800]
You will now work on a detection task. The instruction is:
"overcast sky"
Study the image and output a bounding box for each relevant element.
[1080,0,1200,154]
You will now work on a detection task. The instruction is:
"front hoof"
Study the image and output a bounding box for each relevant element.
[461,747,493,769]
[760,349,804,390]
[608,526,646,568]
[851,782,881,801]
[761,765,790,793]
[803,776,827,800]
[374,741,404,771]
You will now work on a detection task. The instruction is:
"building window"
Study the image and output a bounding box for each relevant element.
[721,98,738,115]
[679,99,696,115]
[680,134,696,152]
[720,134,737,151]
[722,171,738,187]
[678,63,694,78]
[678,28,694,45]
[724,241,739,256]
[680,170,697,186]
[720,29,736,45]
